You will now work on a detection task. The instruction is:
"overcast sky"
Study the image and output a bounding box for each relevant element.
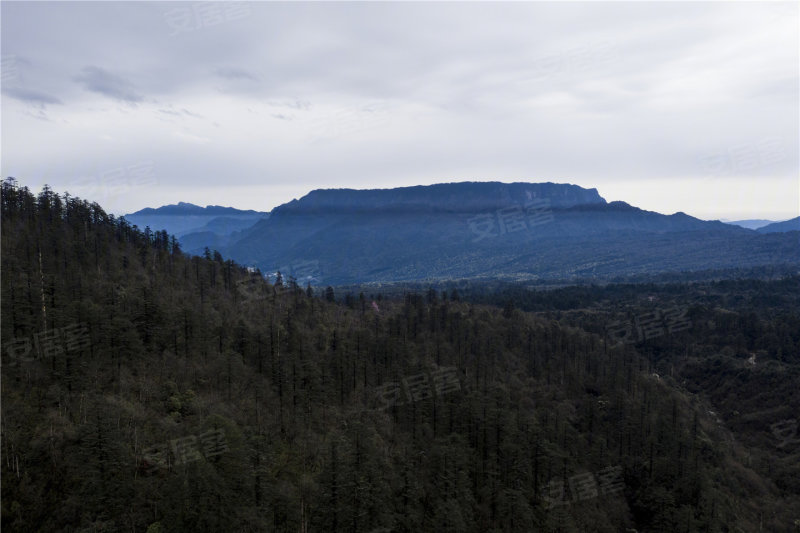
[2,1,797,221]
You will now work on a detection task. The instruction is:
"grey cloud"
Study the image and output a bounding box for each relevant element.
[158,107,202,119]
[215,67,258,81]
[74,66,142,103]
[267,99,311,111]
[1,1,796,219]
[23,108,54,122]
[2,86,62,105]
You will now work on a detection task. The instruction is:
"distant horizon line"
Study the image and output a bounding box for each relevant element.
[4,177,796,224]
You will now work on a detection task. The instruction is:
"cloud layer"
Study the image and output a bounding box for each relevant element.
[1,1,797,220]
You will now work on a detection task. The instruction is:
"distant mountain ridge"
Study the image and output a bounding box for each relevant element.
[757,216,800,234]
[214,181,798,284]
[129,201,264,217]
[277,181,606,213]
[723,219,776,230]
[123,182,799,284]
[123,201,269,255]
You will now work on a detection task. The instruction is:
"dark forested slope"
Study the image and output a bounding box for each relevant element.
[2,179,798,532]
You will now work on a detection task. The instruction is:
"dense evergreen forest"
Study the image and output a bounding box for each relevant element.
[2,178,799,532]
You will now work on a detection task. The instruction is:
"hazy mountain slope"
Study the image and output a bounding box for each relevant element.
[177,216,270,256]
[223,182,799,284]
[757,216,800,233]
[124,201,267,237]
[176,230,227,256]
[724,218,776,230]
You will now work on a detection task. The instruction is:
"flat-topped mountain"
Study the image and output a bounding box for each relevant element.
[277,181,606,213]
[214,181,799,284]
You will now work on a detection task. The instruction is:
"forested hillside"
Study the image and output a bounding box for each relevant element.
[2,179,799,532]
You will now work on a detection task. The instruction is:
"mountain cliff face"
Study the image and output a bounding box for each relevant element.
[276,182,606,213]
[219,182,800,284]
